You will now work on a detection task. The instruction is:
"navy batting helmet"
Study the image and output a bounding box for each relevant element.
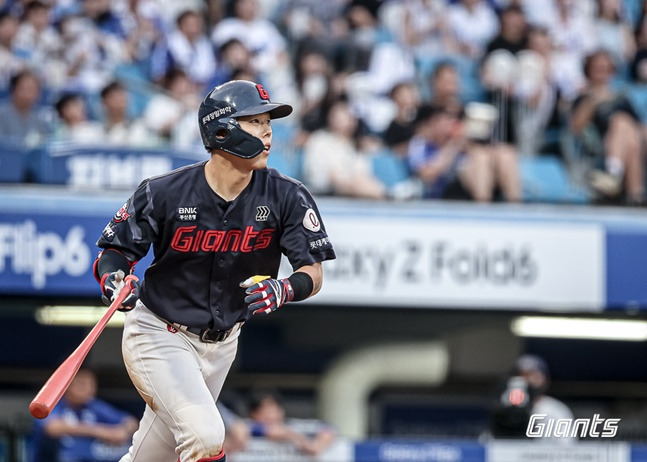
[198,80,293,158]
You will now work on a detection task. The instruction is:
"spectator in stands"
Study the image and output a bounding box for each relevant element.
[121,0,165,74]
[513,26,572,156]
[53,92,103,144]
[383,80,421,156]
[548,0,596,63]
[592,0,636,68]
[485,4,528,57]
[514,0,559,30]
[206,38,254,90]
[246,389,336,457]
[337,0,385,74]
[58,13,128,94]
[302,98,388,199]
[378,0,455,63]
[0,11,22,92]
[407,104,471,201]
[12,0,66,89]
[150,9,216,87]
[480,5,528,150]
[570,49,646,205]
[277,0,348,51]
[143,68,200,145]
[447,0,499,59]
[0,69,54,147]
[335,1,417,133]
[98,80,158,147]
[428,62,521,201]
[294,46,340,134]
[29,368,138,462]
[79,0,127,39]
[428,61,464,116]
[211,0,290,78]
[408,104,520,202]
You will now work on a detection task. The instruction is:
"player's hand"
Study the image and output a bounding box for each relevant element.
[240,275,294,315]
[100,270,140,311]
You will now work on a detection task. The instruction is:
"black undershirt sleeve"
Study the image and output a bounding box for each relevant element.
[97,249,132,279]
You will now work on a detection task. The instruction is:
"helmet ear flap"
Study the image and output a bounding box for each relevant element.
[208,118,264,158]
[215,128,230,140]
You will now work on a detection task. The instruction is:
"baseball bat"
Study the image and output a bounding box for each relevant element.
[29,276,138,419]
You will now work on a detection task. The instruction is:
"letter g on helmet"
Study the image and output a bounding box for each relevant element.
[198,80,293,159]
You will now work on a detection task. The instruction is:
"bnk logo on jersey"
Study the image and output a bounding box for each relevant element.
[177,207,198,221]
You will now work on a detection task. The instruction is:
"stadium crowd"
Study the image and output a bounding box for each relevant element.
[0,0,646,205]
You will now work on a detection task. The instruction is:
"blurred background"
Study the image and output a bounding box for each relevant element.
[1,0,647,461]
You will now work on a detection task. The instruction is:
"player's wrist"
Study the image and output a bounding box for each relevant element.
[287,272,313,302]
[99,272,111,295]
[278,278,295,303]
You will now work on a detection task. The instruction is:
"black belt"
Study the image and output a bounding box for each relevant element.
[169,321,242,344]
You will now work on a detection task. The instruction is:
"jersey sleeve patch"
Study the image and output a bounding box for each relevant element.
[302,208,321,232]
[308,236,332,253]
[113,200,131,223]
[102,223,116,242]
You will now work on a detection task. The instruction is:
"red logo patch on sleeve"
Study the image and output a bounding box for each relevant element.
[113,200,131,223]
[255,84,270,100]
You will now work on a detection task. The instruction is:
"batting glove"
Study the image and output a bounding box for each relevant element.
[240,275,294,315]
[100,270,140,311]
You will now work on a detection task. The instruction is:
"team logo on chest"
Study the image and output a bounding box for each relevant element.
[177,206,198,221]
[256,205,270,221]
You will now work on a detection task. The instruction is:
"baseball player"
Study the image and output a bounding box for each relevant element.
[92,80,336,462]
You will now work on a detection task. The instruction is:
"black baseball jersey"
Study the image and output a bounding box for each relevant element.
[96,161,336,330]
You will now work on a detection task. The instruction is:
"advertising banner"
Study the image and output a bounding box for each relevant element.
[31,144,203,189]
[2,189,645,312]
[314,216,605,311]
[486,440,630,462]
[354,440,485,462]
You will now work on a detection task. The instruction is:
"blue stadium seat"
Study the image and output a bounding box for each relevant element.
[0,140,28,183]
[113,64,161,119]
[266,122,302,179]
[519,155,591,204]
[624,0,644,28]
[371,149,411,188]
[627,84,647,124]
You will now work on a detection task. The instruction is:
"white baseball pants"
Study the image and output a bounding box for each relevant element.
[119,301,240,462]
